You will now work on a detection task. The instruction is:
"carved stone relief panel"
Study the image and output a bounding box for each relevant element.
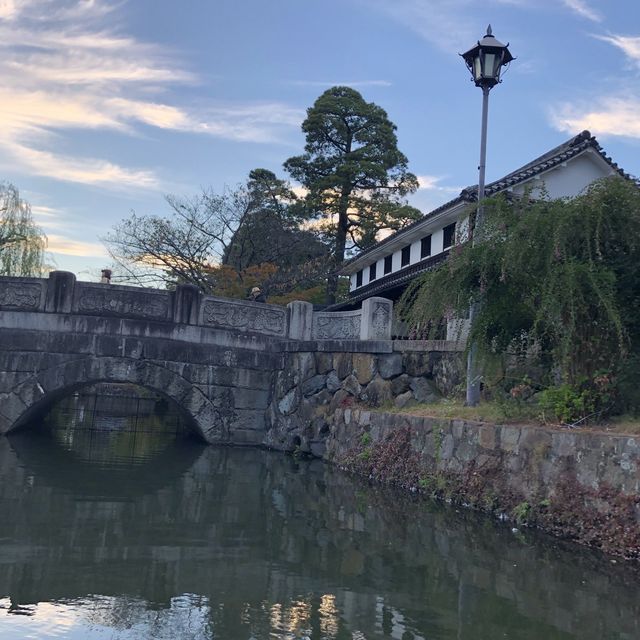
[202,299,287,336]
[76,285,170,320]
[371,301,391,339]
[0,281,43,310]
[312,312,361,340]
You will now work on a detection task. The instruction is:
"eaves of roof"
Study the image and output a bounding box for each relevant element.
[342,130,636,272]
[328,251,449,311]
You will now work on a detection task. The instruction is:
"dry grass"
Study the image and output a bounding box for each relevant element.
[383,399,640,435]
[389,399,536,424]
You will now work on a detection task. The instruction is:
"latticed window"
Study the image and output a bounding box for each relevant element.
[421,235,432,258]
[384,255,392,274]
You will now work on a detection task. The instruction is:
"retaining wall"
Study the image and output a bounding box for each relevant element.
[323,408,640,558]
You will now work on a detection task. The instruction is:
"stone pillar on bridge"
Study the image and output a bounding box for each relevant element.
[173,284,201,325]
[287,301,313,340]
[44,271,76,314]
[360,297,393,340]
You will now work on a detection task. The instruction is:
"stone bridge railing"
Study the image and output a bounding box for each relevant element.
[0,271,393,341]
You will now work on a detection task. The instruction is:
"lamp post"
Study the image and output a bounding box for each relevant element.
[461,25,514,406]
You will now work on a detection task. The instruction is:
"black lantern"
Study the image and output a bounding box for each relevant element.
[461,25,514,89]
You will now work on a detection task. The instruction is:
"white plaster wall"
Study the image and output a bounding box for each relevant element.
[432,228,444,255]
[410,239,421,264]
[512,154,613,200]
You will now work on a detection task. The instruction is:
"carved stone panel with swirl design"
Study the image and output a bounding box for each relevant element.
[312,311,361,340]
[202,299,287,336]
[0,280,43,310]
[76,285,170,320]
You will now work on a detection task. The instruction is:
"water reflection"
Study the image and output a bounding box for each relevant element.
[0,406,639,638]
[40,386,193,465]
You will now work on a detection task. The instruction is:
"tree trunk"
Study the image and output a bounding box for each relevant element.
[325,186,351,305]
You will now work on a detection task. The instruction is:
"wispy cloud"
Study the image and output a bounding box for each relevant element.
[595,34,640,69]
[0,0,302,192]
[30,204,67,229]
[364,0,605,54]
[363,0,479,54]
[550,96,640,139]
[410,174,462,213]
[562,0,601,22]
[47,234,110,258]
[416,174,461,193]
[6,141,161,189]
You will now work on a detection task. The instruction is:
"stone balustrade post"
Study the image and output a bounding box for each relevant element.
[173,284,201,324]
[360,297,393,340]
[287,301,314,340]
[45,270,76,313]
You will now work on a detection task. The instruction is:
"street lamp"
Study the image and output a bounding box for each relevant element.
[460,25,514,406]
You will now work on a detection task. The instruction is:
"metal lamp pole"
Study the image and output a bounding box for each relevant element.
[461,26,514,406]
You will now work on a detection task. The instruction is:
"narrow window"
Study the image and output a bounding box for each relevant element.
[401,246,411,267]
[443,222,456,249]
[420,235,432,259]
[384,255,392,274]
[369,262,377,282]
[356,270,363,287]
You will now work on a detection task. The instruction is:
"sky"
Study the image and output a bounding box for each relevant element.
[1,0,639,280]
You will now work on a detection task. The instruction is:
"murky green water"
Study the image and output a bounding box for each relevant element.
[0,392,639,639]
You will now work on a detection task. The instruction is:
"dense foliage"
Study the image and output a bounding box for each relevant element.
[284,86,420,303]
[399,177,640,419]
[0,183,47,277]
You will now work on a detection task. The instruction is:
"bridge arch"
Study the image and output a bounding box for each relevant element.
[1,356,229,443]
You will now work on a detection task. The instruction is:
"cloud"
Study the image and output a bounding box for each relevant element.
[361,0,526,54]
[30,204,67,229]
[416,174,461,193]
[0,0,18,20]
[47,234,109,257]
[0,0,303,193]
[595,34,640,69]
[6,141,161,189]
[562,0,601,22]
[550,97,640,139]
[363,0,479,54]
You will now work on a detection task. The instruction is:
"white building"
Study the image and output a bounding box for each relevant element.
[337,130,635,310]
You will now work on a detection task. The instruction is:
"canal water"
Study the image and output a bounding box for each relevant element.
[0,389,639,639]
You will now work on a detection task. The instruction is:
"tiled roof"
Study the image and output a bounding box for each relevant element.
[343,130,635,269]
[463,129,633,198]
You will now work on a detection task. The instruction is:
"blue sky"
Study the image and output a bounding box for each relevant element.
[1,0,638,279]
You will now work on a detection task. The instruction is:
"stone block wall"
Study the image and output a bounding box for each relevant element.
[264,343,464,456]
[322,409,640,557]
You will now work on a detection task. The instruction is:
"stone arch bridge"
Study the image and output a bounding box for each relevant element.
[0,272,462,451]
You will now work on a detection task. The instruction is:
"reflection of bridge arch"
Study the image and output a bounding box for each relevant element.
[7,430,206,498]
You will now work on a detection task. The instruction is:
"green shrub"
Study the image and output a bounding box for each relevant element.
[538,384,594,424]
